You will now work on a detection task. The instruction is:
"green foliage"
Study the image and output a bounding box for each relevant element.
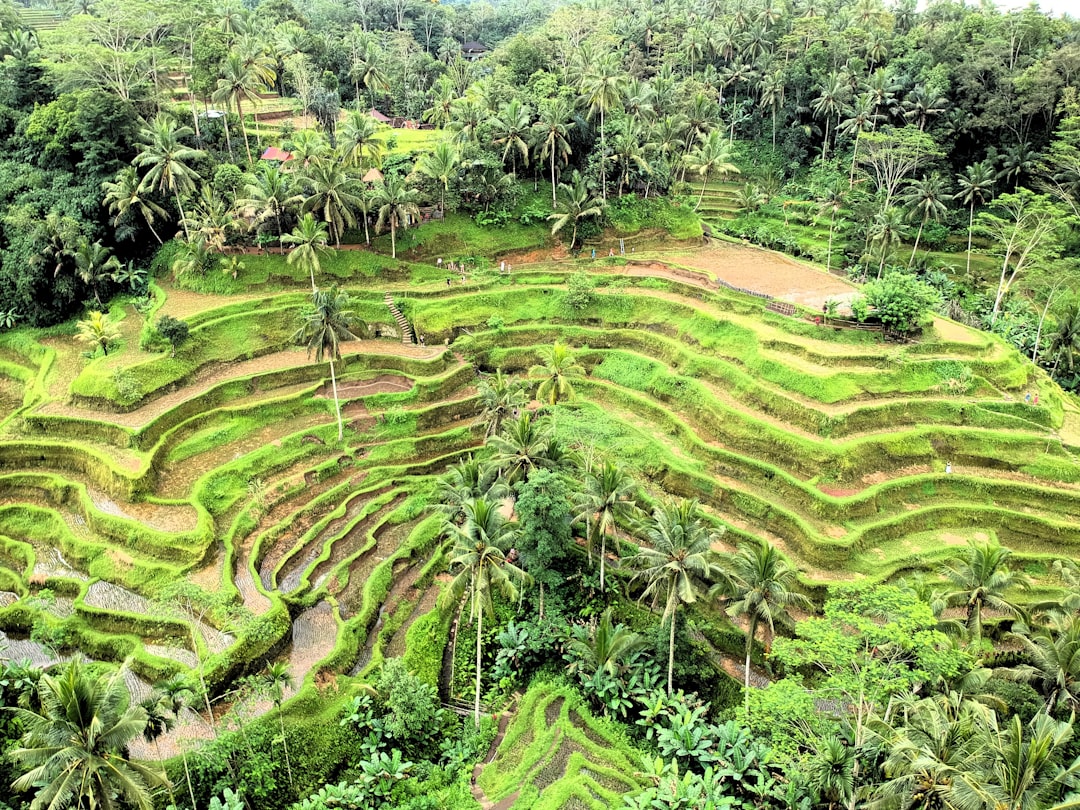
[856,272,943,334]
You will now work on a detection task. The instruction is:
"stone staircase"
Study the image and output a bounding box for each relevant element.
[384,292,414,345]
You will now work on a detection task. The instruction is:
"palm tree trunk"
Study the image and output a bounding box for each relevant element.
[827,210,836,273]
[175,189,190,241]
[222,113,234,160]
[697,179,707,211]
[146,217,164,245]
[363,212,370,245]
[278,708,294,787]
[238,96,253,166]
[667,609,676,696]
[599,530,606,592]
[821,117,831,160]
[330,358,344,441]
[744,616,757,717]
[551,149,557,209]
[966,202,974,278]
[909,219,925,267]
[849,132,860,186]
[729,88,738,144]
[474,603,483,727]
[308,259,316,293]
[182,747,198,810]
[390,220,397,258]
[600,107,606,204]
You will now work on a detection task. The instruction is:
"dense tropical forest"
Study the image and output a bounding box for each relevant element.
[2,0,1080,809]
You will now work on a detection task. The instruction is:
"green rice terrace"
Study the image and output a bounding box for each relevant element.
[2,237,1080,806]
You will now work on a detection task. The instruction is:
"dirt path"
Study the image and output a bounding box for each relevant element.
[36,340,444,429]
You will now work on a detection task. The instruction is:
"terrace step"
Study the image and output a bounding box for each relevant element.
[384,292,415,345]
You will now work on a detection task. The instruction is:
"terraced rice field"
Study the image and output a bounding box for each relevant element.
[0,243,1077,751]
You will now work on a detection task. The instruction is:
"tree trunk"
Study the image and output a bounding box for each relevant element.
[600,107,606,203]
[909,219,925,267]
[175,189,190,241]
[744,616,757,717]
[826,209,836,273]
[330,358,344,441]
[278,708,294,787]
[474,602,483,727]
[551,149,557,209]
[222,113,234,160]
[599,530,606,592]
[390,220,397,258]
[182,748,198,810]
[697,179,707,211]
[849,132,860,186]
[238,96,253,166]
[363,212,370,245]
[146,217,163,245]
[667,609,676,696]
[966,202,974,278]
[821,117,831,161]
[308,259,316,293]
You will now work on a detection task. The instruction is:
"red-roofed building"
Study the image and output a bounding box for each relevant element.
[369,108,392,124]
[260,146,293,162]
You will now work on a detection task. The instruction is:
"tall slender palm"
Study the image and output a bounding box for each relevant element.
[535,97,575,208]
[716,538,810,712]
[443,496,529,726]
[758,70,785,147]
[414,140,460,212]
[477,369,527,438]
[581,52,627,203]
[609,122,652,198]
[73,240,120,308]
[138,693,176,806]
[372,175,420,259]
[9,660,168,810]
[839,93,883,185]
[339,108,385,167]
[281,212,330,293]
[258,662,295,788]
[241,163,301,253]
[868,206,905,278]
[436,455,506,519]
[133,116,206,241]
[101,167,168,244]
[811,73,849,160]
[491,98,532,176]
[628,499,723,695]
[817,180,848,274]
[155,676,199,810]
[213,52,263,165]
[353,43,389,112]
[901,174,950,267]
[301,158,362,248]
[548,173,604,250]
[292,287,365,441]
[955,161,995,278]
[684,131,740,211]
[487,411,554,486]
[576,460,637,593]
[941,542,1030,647]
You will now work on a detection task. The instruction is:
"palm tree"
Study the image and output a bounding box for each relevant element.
[941,542,1030,647]
[414,140,460,213]
[955,161,995,278]
[902,86,948,132]
[339,108,385,167]
[73,240,120,308]
[535,98,575,208]
[138,693,176,805]
[805,735,855,810]
[811,73,849,160]
[443,496,529,726]
[1007,617,1080,714]
[132,116,206,242]
[353,43,389,112]
[155,676,200,810]
[817,180,848,274]
[436,455,506,519]
[609,122,652,198]
[258,662,294,788]
[716,538,809,712]
[565,607,647,679]
[628,499,723,695]
[241,163,302,253]
[758,70,785,147]
[576,460,637,593]
[868,206,905,278]
[372,175,420,259]
[477,369,527,438]
[548,173,604,250]
[581,52,627,202]
[292,287,365,441]
[281,213,330,293]
[76,311,121,356]
[101,167,168,244]
[213,52,263,165]
[491,98,532,176]
[487,411,554,486]
[901,174,950,267]
[684,131,740,211]
[839,93,883,185]
[9,660,168,810]
[530,341,585,432]
[301,158,362,248]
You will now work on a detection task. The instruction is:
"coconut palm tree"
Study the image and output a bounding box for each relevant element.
[941,542,1030,648]
[1006,616,1080,714]
[565,607,647,680]
[73,240,120,308]
[443,496,529,726]
[155,676,200,810]
[101,167,168,244]
[258,662,294,788]
[576,460,637,593]
[684,131,739,211]
[548,172,604,250]
[138,693,176,806]
[816,179,848,274]
[805,735,855,810]
[241,163,302,253]
[477,369,527,438]
[955,161,995,278]
[8,660,168,810]
[628,499,723,695]
[292,287,365,441]
[353,43,389,112]
[414,140,460,213]
[487,411,554,486]
[840,93,883,185]
[530,341,585,432]
[716,538,809,712]
[76,311,121,356]
[132,116,206,241]
[581,52,626,202]
[811,72,849,160]
[535,97,575,208]
[868,206,905,278]
[281,212,330,293]
[901,174,950,267]
[339,108,385,168]
[491,98,532,176]
[609,122,652,198]
[301,158,363,248]
[436,455,506,520]
[212,52,264,165]
[372,175,420,259]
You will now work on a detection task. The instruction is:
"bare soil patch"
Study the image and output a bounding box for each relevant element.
[317,374,413,399]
